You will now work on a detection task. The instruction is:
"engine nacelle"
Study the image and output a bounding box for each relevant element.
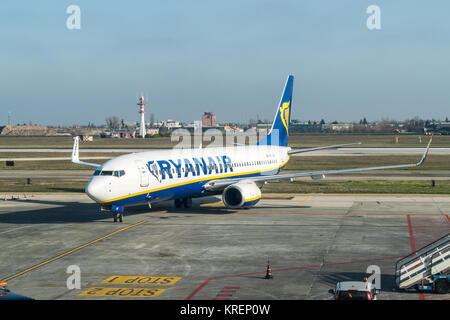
[222,181,261,208]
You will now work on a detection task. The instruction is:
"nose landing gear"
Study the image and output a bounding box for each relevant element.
[111,205,125,223]
[113,212,123,223]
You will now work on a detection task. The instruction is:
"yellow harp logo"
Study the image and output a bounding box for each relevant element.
[280,101,290,134]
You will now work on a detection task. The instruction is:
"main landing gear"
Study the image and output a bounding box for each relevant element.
[174,197,192,209]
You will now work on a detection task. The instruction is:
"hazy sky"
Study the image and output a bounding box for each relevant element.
[1,1,449,126]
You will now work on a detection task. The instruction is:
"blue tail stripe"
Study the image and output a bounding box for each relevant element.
[257,75,294,147]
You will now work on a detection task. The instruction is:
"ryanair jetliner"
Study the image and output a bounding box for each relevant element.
[72,75,432,222]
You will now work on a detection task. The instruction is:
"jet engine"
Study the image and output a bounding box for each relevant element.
[222,181,261,208]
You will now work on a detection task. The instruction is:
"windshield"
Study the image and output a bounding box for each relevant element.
[337,290,369,300]
[93,170,125,177]
[114,170,126,177]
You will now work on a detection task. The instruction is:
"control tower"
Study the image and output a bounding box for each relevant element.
[137,96,147,138]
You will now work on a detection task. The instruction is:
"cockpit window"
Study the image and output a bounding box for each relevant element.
[94,170,125,177]
[113,170,125,177]
[113,170,126,177]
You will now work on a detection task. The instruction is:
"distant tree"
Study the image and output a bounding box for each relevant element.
[150,113,155,127]
[446,117,449,122]
[106,116,120,131]
[363,117,368,125]
[320,119,325,125]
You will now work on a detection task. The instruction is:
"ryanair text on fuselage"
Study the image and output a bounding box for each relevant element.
[147,155,233,180]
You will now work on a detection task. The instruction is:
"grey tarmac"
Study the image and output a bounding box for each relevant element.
[0,193,448,300]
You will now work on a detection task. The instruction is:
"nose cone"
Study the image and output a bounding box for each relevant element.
[85,179,105,202]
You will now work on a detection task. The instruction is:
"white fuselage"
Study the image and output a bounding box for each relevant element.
[85,145,290,206]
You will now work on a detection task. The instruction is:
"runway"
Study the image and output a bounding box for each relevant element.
[1,147,450,156]
[0,193,448,300]
[1,169,448,182]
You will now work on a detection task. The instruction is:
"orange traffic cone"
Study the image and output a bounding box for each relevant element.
[265,260,273,279]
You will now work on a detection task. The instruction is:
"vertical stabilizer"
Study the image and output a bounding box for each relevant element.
[257,75,294,147]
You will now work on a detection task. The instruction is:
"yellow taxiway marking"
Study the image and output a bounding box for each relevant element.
[200,202,224,207]
[102,275,182,286]
[295,195,312,206]
[79,286,166,298]
[1,220,147,282]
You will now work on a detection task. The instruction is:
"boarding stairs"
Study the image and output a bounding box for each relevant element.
[395,233,450,290]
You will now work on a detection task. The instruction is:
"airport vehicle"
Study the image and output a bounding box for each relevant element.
[395,233,449,294]
[328,280,379,300]
[71,75,433,222]
[0,282,33,300]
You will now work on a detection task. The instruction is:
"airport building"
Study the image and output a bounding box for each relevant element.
[0,125,55,136]
[202,112,216,127]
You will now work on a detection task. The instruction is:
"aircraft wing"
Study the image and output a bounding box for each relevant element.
[204,136,432,192]
[288,142,361,155]
[71,136,101,168]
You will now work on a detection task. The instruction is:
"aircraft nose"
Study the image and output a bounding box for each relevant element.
[85,179,105,202]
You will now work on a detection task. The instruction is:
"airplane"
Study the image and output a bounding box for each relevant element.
[71,75,433,222]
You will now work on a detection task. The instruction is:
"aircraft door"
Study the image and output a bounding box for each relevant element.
[135,160,149,187]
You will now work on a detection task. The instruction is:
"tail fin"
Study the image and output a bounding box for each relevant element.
[257,75,294,147]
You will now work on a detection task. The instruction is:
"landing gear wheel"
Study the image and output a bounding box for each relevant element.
[183,197,192,208]
[435,279,448,294]
[113,213,123,223]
